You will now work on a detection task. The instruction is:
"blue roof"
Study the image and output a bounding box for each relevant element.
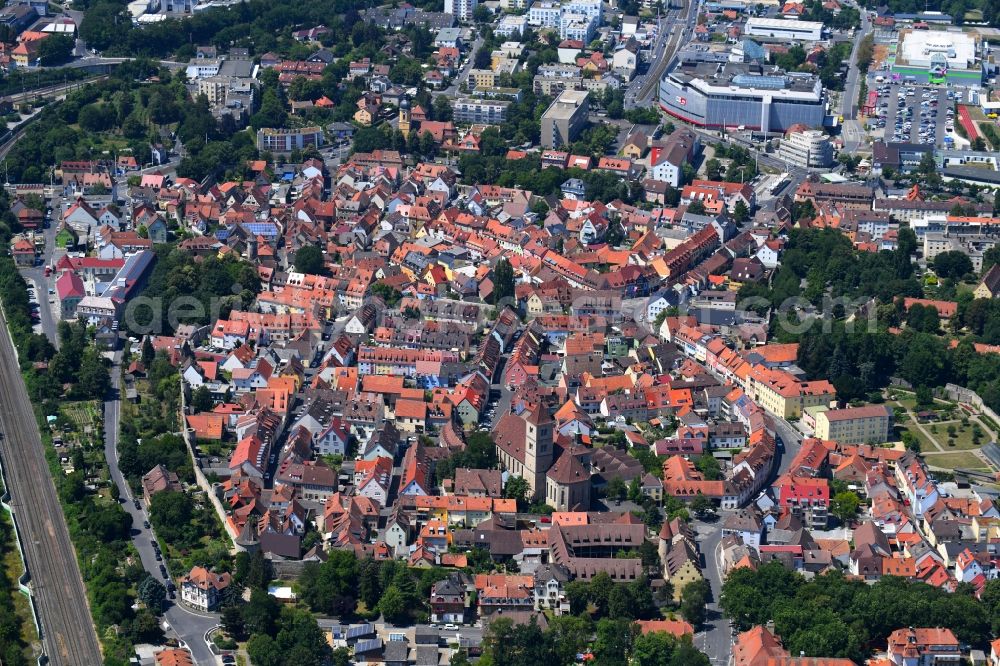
[354,638,383,653]
[346,623,375,639]
[244,222,279,237]
[741,39,766,61]
[215,229,231,241]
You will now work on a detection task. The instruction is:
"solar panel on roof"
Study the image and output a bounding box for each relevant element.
[347,623,375,639]
[354,638,383,653]
[245,223,279,235]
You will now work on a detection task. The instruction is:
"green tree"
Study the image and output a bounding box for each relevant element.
[503,476,531,509]
[593,618,634,666]
[433,94,453,122]
[247,634,282,666]
[74,347,110,399]
[680,580,710,628]
[705,158,722,181]
[251,87,288,131]
[377,585,407,624]
[606,476,627,501]
[690,493,716,519]
[981,246,1000,274]
[243,589,280,636]
[492,257,515,306]
[830,491,860,524]
[294,245,326,275]
[38,34,74,66]
[221,605,247,641]
[141,335,155,365]
[371,283,402,307]
[191,385,214,413]
[733,199,750,224]
[695,454,721,480]
[632,630,677,666]
[548,615,592,665]
[933,251,974,279]
[137,575,166,612]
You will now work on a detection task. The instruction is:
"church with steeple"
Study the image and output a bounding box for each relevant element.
[492,403,592,510]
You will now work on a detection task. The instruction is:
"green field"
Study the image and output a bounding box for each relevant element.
[902,425,936,452]
[923,451,990,471]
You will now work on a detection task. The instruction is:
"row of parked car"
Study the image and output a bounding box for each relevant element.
[871,82,958,145]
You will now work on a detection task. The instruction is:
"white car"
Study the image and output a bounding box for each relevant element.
[444,624,459,630]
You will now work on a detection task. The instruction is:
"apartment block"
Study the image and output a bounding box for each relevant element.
[256,126,324,153]
[814,405,892,445]
[540,89,589,149]
[452,97,511,124]
[746,366,835,419]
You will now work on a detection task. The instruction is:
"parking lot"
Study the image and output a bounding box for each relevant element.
[868,81,959,148]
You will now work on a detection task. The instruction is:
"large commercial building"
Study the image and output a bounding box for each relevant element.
[745,17,823,41]
[778,128,833,168]
[813,405,892,445]
[256,126,324,153]
[541,89,589,148]
[893,29,981,85]
[659,61,825,133]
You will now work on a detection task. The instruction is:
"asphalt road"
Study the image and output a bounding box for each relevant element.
[692,413,803,666]
[0,305,102,664]
[693,518,732,665]
[840,12,872,153]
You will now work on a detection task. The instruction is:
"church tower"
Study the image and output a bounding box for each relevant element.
[398,96,412,139]
[523,404,554,501]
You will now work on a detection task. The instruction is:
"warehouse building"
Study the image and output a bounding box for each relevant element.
[745,17,823,42]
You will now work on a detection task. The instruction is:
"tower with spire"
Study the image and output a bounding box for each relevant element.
[398,96,412,139]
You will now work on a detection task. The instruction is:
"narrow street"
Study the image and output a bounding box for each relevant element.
[102,366,220,664]
[689,406,803,665]
[693,517,733,665]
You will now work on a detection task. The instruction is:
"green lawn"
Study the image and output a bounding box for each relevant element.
[902,425,937,452]
[936,424,986,450]
[922,451,989,471]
